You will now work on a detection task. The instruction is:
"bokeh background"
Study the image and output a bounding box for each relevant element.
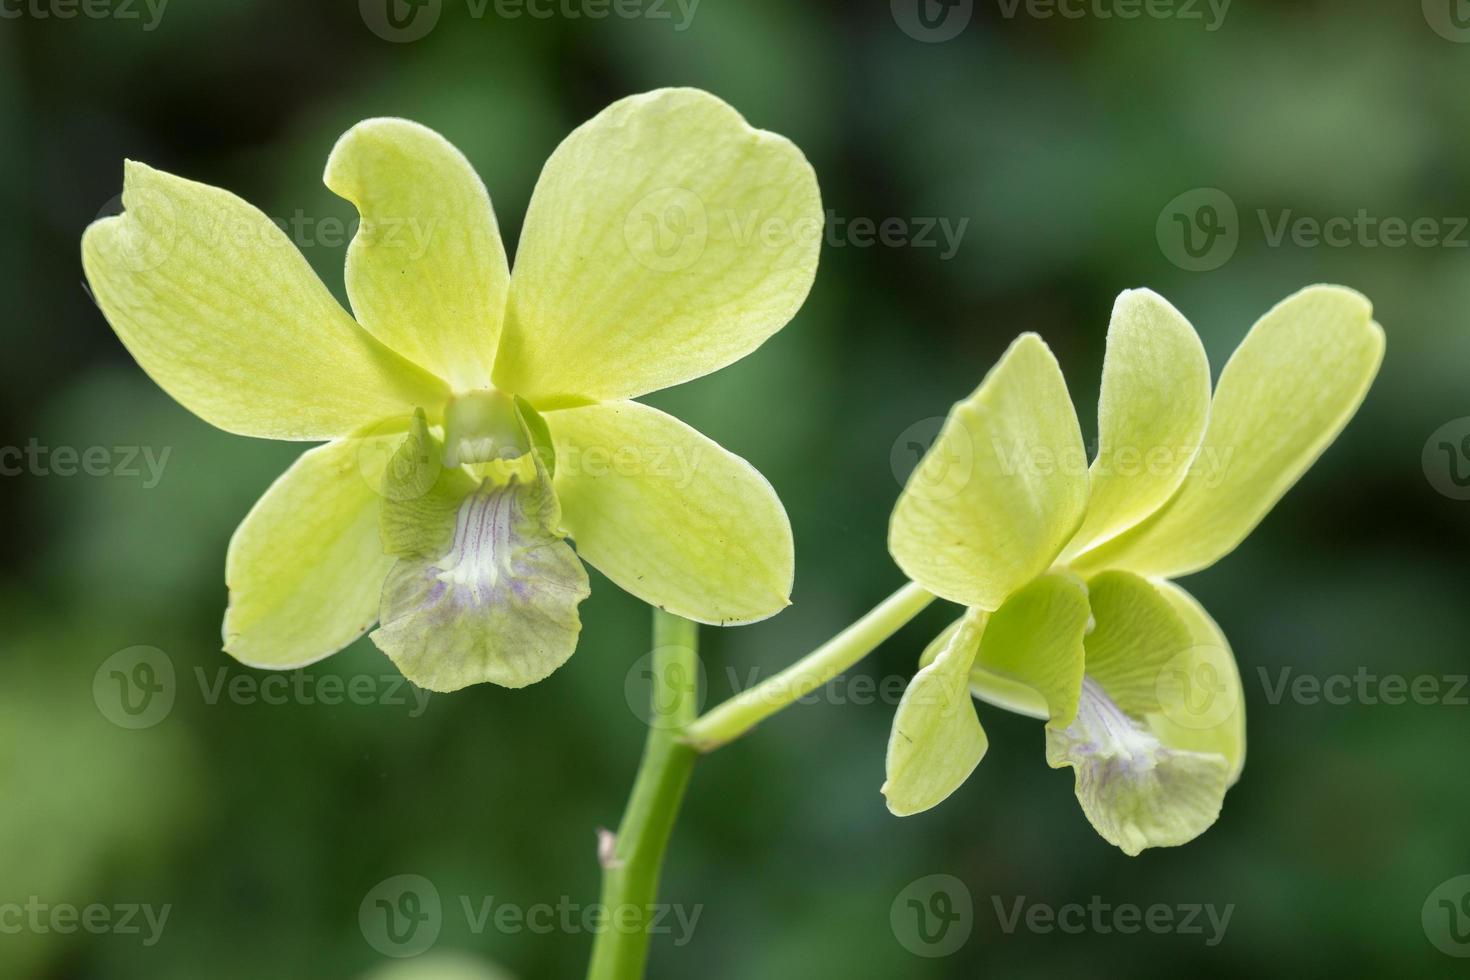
[4,0,1469,976]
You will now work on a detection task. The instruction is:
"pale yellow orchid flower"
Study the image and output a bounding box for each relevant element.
[82,88,820,692]
[883,285,1384,855]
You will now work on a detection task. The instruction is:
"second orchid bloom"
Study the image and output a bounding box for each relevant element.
[884,285,1383,855]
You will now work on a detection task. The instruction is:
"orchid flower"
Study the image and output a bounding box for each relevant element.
[82,88,820,692]
[882,285,1384,855]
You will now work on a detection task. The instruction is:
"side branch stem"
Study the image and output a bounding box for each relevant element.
[682,581,936,752]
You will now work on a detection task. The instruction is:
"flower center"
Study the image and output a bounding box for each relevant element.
[441,388,530,468]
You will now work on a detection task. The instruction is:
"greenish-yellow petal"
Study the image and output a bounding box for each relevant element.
[1154,580,1246,783]
[1072,285,1384,579]
[889,334,1089,610]
[371,458,590,693]
[1060,289,1211,561]
[970,572,1091,727]
[883,610,989,817]
[324,118,510,390]
[494,88,821,405]
[545,400,792,626]
[224,437,396,668]
[83,161,448,441]
[1045,679,1231,857]
[1045,570,1241,855]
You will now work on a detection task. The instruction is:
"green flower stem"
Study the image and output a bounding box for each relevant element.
[586,608,700,980]
[682,581,936,752]
[588,583,935,978]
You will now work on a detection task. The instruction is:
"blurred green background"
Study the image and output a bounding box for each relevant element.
[4,0,1469,976]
